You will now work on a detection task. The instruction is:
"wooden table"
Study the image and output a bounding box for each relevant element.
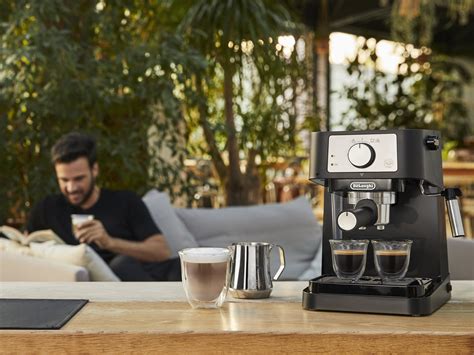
[1,281,473,353]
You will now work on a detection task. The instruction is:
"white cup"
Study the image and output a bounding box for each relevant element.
[71,214,94,239]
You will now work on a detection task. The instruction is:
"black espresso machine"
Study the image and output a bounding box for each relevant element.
[302,129,465,316]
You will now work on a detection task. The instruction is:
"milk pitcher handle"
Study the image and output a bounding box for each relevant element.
[271,244,286,280]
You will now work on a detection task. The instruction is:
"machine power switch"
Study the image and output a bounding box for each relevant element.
[347,143,376,168]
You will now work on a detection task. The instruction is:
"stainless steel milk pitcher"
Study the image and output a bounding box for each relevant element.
[229,242,285,299]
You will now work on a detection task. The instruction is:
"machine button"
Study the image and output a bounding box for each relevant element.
[425,136,440,150]
[348,143,376,168]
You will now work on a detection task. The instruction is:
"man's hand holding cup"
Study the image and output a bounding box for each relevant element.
[75,219,113,249]
[71,214,113,249]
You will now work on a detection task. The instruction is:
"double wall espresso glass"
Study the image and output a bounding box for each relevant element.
[330,239,412,282]
[372,240,412,281]
[329,239,369,281]
[179,247,231,309]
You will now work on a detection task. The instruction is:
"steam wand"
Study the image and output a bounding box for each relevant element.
[419,181,465,237]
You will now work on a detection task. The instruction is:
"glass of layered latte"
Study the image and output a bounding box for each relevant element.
[178,247,232,309]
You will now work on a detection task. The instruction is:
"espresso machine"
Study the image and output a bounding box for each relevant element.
[302,129,465,316]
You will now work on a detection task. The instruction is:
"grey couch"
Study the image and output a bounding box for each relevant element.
[143,190,323,280]
[1,190,473,281]
[0,192,323,281]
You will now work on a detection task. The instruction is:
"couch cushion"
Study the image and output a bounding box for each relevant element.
[175,197,322,280]
[143,189,199,257]
[297,244,322,280]
[0,251,89,281]
[447,237,474,280]
[29,241,119,281]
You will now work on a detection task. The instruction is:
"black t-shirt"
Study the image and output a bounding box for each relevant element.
[27,189,161,263]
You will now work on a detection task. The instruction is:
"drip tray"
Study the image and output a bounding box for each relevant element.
[309,275,434,297]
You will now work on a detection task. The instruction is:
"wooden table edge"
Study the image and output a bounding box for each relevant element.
[1,332,472,353]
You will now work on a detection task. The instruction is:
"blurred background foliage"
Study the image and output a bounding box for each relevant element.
[0,0,205,222]
[178,0,308,205]
[341,38,471,142]
[0,0,473,224]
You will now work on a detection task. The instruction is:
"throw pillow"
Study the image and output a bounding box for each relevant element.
[175,196,322,280]
[0,238,32,256]
[29,241,120,281]
[143,189,199,257]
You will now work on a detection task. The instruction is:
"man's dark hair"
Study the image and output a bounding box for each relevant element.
[51,132,97,167]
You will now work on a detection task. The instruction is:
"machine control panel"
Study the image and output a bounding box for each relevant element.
[328,133,398,172]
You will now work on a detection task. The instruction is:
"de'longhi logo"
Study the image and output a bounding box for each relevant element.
[350,182,376,190]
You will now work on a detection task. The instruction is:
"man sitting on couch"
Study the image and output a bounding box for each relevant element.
[27,132,180,281]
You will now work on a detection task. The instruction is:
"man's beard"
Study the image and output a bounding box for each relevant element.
[66,176,96,207]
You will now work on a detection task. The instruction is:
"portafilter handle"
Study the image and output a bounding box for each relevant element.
[443,188,465,237]
[337,200,378,231]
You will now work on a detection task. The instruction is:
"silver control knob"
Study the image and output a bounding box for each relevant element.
[348,143,376,168]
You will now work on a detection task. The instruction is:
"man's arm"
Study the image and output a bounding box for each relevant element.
[76,220,171,262]
[104,234,171,262]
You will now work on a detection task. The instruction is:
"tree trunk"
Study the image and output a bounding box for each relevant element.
[196,74,227,183]
[244,148,262,204]
[314,0,330,131]
[223,63,247,206]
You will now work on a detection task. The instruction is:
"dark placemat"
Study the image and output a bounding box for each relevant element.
[0,299,88,329]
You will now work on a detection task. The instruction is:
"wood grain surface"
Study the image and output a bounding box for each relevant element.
[1,333,472,354]
[0,281,473,354]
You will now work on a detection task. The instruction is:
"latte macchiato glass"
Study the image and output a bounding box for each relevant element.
[329,239,369,281]
[372,240,412,281]
[179,247,231,309]
[71,214,94,239]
